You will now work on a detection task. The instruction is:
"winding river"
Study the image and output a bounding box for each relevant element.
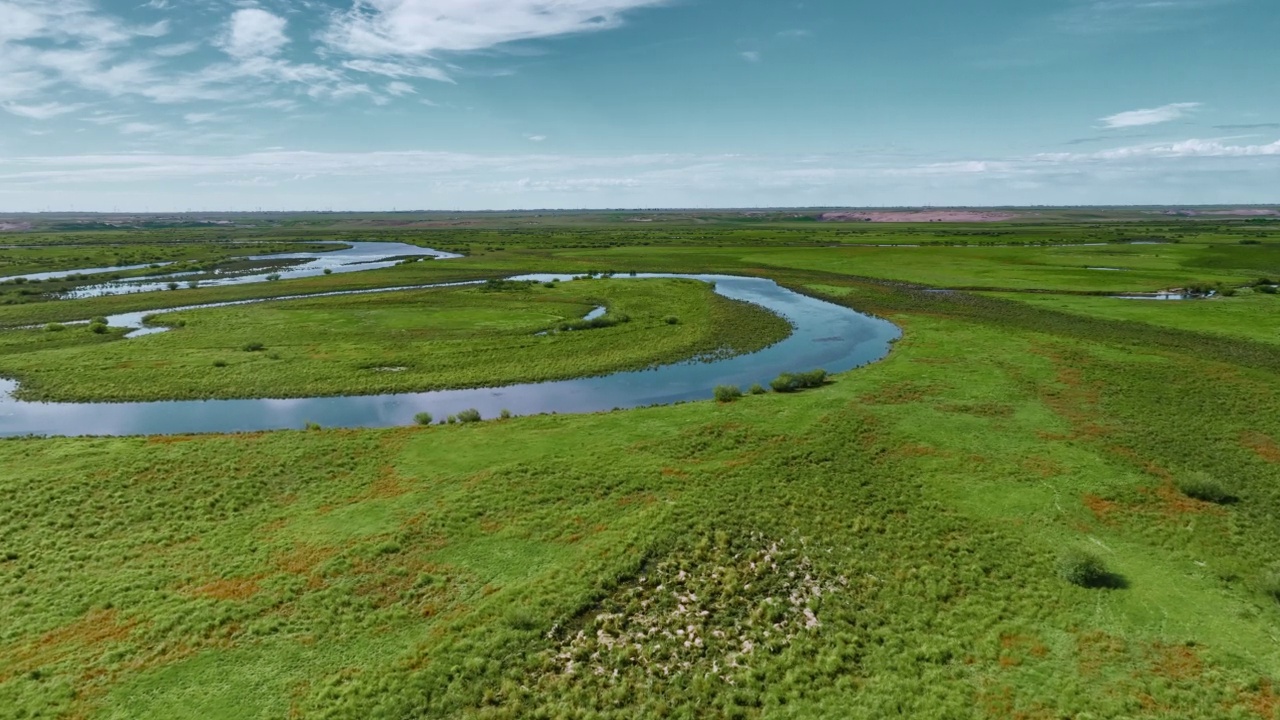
[0,248,900,437]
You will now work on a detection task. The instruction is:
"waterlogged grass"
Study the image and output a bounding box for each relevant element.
[986,289,1280,346]
[3,223,1280,717]
[0,278,792,401]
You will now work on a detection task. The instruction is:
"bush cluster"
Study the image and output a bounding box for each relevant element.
[770,369,828,393]
[713,385,743,403]
[1056,549,1111,588]
[1176,472,1234,504]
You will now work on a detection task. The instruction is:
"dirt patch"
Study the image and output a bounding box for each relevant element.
[1241,431,1280,464]
[0,222,33,232]
[820,211,1017,223]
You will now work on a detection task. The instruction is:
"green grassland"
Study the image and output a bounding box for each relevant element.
[983,289,1280,346]
[0,278,791,402]
[2,215,1280,718]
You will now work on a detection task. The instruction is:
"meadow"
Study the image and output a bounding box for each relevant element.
[2,212,1280,718]
[0,278,791,402]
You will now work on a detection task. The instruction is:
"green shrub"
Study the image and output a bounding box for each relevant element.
[500,409,513,420]
[87,322,108,334]
[770,369,828,393]
[457,408,483,423]
[560,314,629,332]
[166,282,179,291]
[414,412,433,426]
[664,316,680,325]
[242,342,266,352]
[714,385,743,403]
[1176,472,1234,504]
[1056,549,1112,588]
[323,268,333,275]
[749,384,768,395]
[266,273,282,282]
[91,316,109,325]
[304,421,321,431]
[45,323,66,332]
[212,360,228,368]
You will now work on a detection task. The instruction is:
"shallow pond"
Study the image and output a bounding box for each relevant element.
[0,274,900,437]
[63,242,459,299]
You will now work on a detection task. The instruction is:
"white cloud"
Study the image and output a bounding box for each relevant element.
[1,101,86,120]
[83,112,133,125]
[321,0,669,57]
[220,9,289,60]
[1099,102,1201,129]
[1039,137,1280,161]
[119,122,163,134]
[385,81,415,96]
[740,51,761,62]
[341,59,453,83]
[525,134,547,142]
[153,41,201,58]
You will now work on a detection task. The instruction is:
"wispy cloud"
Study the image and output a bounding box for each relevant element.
[320,0,669,57]
[739,51,762,63]
[2,101,87,120]
[1099,102,1200,129]
[1214,123,1280,131]
[1056,0,1243,35]
[0,0,664,118]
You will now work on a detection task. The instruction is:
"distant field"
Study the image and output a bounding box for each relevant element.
[3,215,1280,719]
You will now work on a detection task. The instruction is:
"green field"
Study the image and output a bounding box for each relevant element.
[0,278,790,402]
[2,213,1280,719]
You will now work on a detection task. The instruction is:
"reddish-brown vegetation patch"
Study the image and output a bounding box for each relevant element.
[1147,642,1204,682]
[1241,431,1280,464]
[1,610,140,682]
[819,211,1017,223]
[1241,679,1280,718]
[859,380,934,405]
[1076,630,1128,676]
[363,465,412,500]
[185,576,262,601]
[1083,494,1120,524]
[940,401,1016,418]
[146,434,199,445]
[1140,482,1225,518]
[1021,455,1063,478]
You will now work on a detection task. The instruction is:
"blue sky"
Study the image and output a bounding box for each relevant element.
[1,0,1278,211]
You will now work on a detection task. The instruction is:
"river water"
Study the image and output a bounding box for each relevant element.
[0,272,899,437]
